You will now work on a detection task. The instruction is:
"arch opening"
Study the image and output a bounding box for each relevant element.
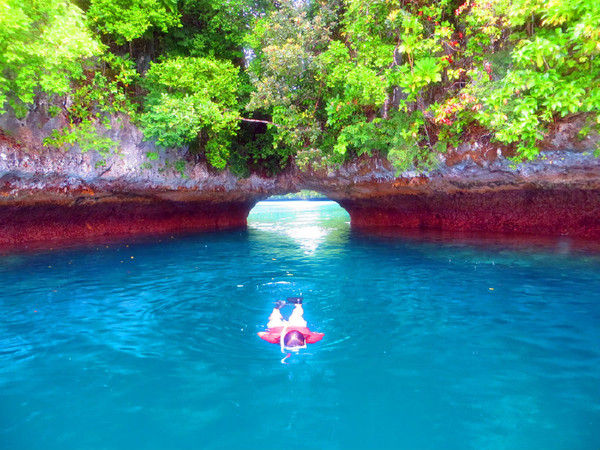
[247,190,351,253]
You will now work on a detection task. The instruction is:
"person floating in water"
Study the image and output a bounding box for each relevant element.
[258,297,324,358]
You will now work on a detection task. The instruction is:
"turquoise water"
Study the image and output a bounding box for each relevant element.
[1,200,600,449]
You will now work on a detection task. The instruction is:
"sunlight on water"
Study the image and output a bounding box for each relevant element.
[1,201,599,450]
[248,200,350,254]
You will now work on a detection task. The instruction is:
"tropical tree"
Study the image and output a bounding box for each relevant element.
[0,0,101,115]
[1,0,599,173]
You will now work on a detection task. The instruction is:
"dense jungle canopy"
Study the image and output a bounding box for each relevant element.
[1,0,599,175]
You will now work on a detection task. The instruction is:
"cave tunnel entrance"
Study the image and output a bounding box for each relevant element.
[248,190,350,224]
[247,190,351,251]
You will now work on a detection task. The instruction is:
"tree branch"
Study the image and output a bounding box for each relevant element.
[238,117,282,127]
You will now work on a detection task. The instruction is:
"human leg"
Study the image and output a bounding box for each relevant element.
[288,304,307,327]
[267,308,285,328]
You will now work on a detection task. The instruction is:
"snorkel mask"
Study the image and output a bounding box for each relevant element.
[280,329,307,352]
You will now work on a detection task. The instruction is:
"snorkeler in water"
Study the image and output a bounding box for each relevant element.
[258,297,324,358]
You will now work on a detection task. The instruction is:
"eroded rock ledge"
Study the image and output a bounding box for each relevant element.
[0,147,282,245]
[306,152,600,238]
[1,114,600,245]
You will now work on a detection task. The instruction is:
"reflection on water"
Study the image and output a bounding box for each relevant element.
[248,200,350,254]
[1,200,599,450]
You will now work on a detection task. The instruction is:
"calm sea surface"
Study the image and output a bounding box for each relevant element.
[1,201,599,449]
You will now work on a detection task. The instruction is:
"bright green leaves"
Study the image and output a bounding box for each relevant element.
[86,0,262,169]
[4,0,600,175]
[386,111,440,173]
[341,0,397,68]
[413,57,443,85]
[323,58,387,125]
[397,57,443,97]
[164,0,259,63]
[464,0,600,160]
[320,1,450,169]
[0,0,101,114]
[460,0,508,61]
[246,0,338,163]
[87,0,181,44]
[342,66,388,107]
[43,118,118,165]
[247,0,334,109]
[332,111,439,172]
[144,57,239,106]
[512,31,569,70]
[247,0,461,171]
[139,56,240,169]
[42,53,138,165]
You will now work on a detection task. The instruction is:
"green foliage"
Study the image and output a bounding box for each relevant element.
[71,57,139,119]
[139,56,240,169]
[387,112,443,173]
[228,122,288,176]
[164,0,267,63]
[3,0,600,175]
[41,52,138,161]
[43,118,118,159]
[174,160,187,176]
[87,0,180,44]
[270,190,327,200]
[245,0,465,171]
[397,57,443,96]
[425,0,600,161]
[482,0,600,159]
[246,0,339,161]
[0,0,101,114]
[332,110,441,172]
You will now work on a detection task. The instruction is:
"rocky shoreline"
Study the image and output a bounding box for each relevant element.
[1,112,599,245]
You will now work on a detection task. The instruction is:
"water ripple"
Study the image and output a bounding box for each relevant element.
[0,201,599,449]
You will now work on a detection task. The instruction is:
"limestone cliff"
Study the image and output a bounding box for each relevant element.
[300,119,600,238]
[0,110,289,245]
[1,109,599,245]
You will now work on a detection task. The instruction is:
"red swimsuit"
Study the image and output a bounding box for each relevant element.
[258,326,324,344]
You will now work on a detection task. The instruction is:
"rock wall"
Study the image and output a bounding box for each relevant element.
[300,151,600,238]
[299,118,600,238]
[0,111,290,246]
[1,108,600,245]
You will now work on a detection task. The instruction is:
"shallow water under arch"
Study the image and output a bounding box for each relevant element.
[1,200,599,449]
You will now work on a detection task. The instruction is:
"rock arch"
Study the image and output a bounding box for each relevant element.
[2,119,600,245]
